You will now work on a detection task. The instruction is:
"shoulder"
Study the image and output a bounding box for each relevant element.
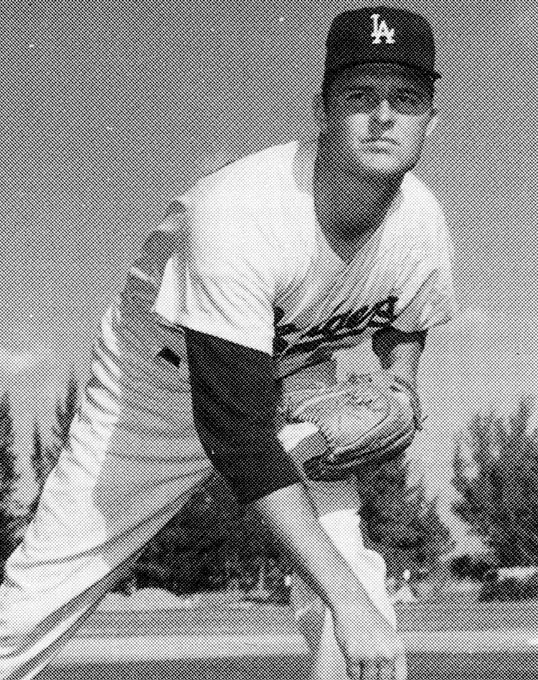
[178,141,303,256]
[190,141,299,204]
[401,172,444,220]
[399,173,451,246]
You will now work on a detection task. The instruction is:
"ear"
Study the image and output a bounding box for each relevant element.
[425,107,438,137]
[313,92,328,132]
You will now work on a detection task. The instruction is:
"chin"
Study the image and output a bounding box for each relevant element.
[354,156,410,180]
[364,146,422,176]
[330,144,416,180]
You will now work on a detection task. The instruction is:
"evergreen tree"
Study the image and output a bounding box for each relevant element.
[30,371,79,511]
[0,393,20,575]
[187,477,289,593]
[31,421,47,490]
[133,472,288,594]
[137,455,453,593]
[356,456,454,578]
[134,473,240,592]
[50,370,79,460]
[452,398,538,566]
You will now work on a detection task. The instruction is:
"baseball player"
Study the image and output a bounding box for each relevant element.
[0,7,455,680]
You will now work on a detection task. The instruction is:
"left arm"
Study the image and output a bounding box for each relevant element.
[372,326,427,427]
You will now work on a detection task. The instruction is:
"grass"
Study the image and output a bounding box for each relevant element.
[41,653,538,680]
[38,599,538,680]
[83,597,538,636]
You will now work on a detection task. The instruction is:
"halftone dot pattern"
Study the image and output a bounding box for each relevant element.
[0,0,537,679]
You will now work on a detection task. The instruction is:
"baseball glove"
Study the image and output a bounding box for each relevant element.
[281,372,420,481]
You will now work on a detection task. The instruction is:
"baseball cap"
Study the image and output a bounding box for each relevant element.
[324,6,440,80]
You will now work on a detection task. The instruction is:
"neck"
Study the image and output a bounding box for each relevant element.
[314,139,403,240]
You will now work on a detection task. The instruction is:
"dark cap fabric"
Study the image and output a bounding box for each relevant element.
[325,6,440,80]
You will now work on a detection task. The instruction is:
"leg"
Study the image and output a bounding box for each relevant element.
[0,388,211,680]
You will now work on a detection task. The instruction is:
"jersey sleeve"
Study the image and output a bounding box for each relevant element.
[391,208,457,333]
[153,187,278,354]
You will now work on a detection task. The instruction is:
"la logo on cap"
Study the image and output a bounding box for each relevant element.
[370,13,395,44]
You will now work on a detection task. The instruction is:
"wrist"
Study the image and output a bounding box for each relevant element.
[389,372,423,429]
[327,585,386,621]
[389,371,417,393]
[382,364,417,388]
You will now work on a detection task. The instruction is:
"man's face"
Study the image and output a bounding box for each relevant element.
[315,63,437,178]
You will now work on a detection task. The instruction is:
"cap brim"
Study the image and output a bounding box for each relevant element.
[326,59,441,80]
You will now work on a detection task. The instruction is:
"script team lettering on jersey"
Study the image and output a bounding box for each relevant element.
[273,295,398,357]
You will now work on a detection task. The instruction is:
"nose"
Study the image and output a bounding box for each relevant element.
[371,98,395,123]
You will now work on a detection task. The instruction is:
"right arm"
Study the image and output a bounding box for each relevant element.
[183,328,405,679]
[184,324,380,598]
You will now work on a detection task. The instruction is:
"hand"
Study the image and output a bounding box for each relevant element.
[331,603,407,680]
[363,370,423,430]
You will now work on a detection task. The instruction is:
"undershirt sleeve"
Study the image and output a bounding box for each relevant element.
[183,327,302,505]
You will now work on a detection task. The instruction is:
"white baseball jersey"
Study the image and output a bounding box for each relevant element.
[0,140,453,680]
[152,140,456,378]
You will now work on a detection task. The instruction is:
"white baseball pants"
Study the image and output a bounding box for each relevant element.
[0,307,213,679]
[0,309,396,679]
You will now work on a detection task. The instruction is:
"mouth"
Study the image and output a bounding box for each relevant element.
[360,137,398,146]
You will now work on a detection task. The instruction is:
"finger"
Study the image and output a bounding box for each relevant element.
[394,653,408,680]
[343,660,362,680]
[360,660,378,680]
[377,659,394,680]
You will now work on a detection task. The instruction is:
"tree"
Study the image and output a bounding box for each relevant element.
[138,457,452,594]
[450,553,496,581]
[30,371,79,512]
[131,472,289,595]
[49,370,79,461]
[0,393,20,575]
[133,473,242,593]
[31,422,47,489]
[356,456,454,578]
[452,398,538,566]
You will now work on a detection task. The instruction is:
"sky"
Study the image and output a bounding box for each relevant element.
[2,0,538,549]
